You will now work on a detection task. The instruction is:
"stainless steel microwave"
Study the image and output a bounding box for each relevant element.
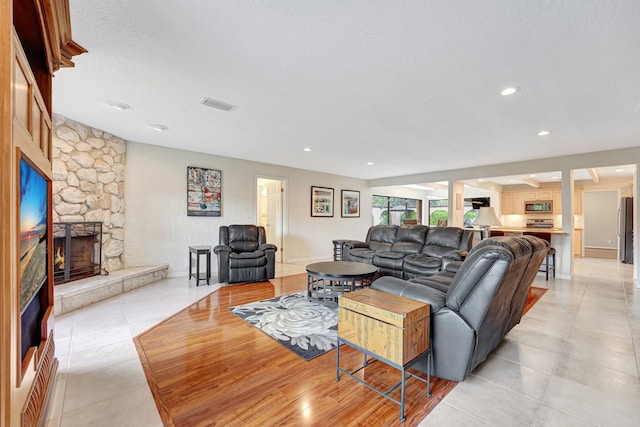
[524,201,553,213]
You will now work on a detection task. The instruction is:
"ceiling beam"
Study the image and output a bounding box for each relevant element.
[521,178,541,188]
[587,168,600,184]
[464,181,503,192]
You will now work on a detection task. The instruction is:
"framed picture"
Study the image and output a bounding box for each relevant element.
[341,190,360,218]
[187,166,222,216]
[310,186,334,217]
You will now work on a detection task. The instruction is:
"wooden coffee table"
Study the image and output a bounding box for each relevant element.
[306,261,377,306]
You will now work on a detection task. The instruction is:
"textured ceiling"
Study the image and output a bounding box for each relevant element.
[52,1,640,181]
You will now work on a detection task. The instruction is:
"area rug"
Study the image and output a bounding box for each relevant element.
[229,291,338,361]
[228,286,547,362]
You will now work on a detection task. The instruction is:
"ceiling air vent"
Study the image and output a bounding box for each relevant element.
[201,97,237,112]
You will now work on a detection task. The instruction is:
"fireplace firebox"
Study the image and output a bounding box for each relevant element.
[53,222,103,284]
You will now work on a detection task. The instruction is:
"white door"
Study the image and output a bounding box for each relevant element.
[257,178,285,262]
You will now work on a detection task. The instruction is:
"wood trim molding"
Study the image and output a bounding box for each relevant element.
[36,0,87,72]
[20,332,57,427]
[1,2,16,423]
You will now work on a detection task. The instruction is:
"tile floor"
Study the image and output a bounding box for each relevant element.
[46,259,640,426]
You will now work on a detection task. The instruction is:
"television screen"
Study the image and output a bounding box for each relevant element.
[19,158,48,314]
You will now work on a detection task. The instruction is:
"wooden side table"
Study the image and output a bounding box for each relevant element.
[189,245,211,286]
[337,288,431,422]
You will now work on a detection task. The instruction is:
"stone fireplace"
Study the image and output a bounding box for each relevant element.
[52,115,126,274]
[53,222,103,284]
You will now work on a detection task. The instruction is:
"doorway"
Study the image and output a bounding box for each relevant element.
[257,177,286,263]
[583,190,620,259]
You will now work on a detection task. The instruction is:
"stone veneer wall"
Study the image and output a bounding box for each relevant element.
[51,114,126,273]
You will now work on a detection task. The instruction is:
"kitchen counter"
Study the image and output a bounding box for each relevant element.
[464,227,570,235]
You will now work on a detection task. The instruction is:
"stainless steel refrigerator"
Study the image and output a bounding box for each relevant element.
[619,197,633,264]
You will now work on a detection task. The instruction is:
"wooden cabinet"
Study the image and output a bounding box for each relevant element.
[524,190,553,201]
[553,190,562,213]
[545,189,583,215]
[574,229,583,257]
[502,191,524,214]
[574,190,583,214]
[4,2,85,426]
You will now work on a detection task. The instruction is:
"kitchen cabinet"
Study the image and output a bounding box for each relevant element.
[524,190,553,201]
[551,189,583,214]
[574,229,582,257]
[501,191,524,214]
[553,190,562,213]
[574,190,583,214]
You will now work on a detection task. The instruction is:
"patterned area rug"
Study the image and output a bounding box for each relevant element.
[229,292,338,361]
[229,286,547,362]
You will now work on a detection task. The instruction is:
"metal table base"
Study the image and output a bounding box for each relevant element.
[336,337,432,423]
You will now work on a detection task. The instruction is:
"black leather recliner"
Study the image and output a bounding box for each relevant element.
[214,225,277,283]
[370,235,548,382]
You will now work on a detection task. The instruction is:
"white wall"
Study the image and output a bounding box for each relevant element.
[125,142,373,277]
[583,190,619,249]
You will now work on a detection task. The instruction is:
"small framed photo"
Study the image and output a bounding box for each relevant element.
[341,190,360,218]
[311,186,334,217]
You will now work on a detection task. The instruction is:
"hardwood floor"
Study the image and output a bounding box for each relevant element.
[134,275,452,426]
[134,274,545,427]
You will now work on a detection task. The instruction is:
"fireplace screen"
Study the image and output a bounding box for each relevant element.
[53,222,102,284]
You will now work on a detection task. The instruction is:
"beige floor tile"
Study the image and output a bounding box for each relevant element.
[554,355,640,401]
[471,354,552,400]
[59,384,162,427]
[420,401,491,426]
[491,339,562,374]
[542,375,640,427]
[531,404,597,427]
[443,375,540,426]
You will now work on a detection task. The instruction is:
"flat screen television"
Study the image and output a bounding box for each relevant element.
[19,156,49,359]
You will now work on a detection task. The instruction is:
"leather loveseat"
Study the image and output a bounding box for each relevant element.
[370,235,548,382]
[344,225,473,279]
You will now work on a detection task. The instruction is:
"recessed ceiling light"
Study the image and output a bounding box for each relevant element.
[478,178,484,182]
[499,87,520,96]
[150,124,168,132]
[537,130,551,136]
[530,174,536,177]
[109,102,130,111]
[303,148,311,152]
[367,162,375,166]
[616,168,625,172]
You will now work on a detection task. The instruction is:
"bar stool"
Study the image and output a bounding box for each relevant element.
[523,232,555,280]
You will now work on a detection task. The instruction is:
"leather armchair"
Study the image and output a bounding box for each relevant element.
[371,235,547,381]
[214,225,277,283]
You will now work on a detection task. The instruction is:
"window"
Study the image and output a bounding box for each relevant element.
[429,199,479,226]
[372,196,422,225]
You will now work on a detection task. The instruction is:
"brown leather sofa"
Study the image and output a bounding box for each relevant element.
[370,235,548,381]
[344,225,474,278]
